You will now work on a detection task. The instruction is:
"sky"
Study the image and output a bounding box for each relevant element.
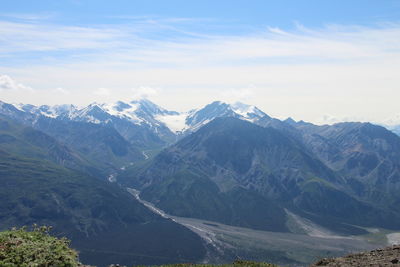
[1,0,400,125]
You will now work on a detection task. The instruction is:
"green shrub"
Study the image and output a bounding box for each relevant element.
[0,225,80,267]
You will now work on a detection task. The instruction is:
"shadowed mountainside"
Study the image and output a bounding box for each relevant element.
[121,117,400,234]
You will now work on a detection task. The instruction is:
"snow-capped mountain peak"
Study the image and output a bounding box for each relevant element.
[185,101,236,129]
[0,98,271,139]
[69,103,111,124]
[183,101,268,132]
[40,104,78,118]
[101,101,141,123]
[14,103,78,119]
[131,98,178,116]
[230,101,267,122]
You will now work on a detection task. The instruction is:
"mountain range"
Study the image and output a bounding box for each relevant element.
[121,117,400,234]
[0,115,205,266]
[1,98,400,265]
[4,98,400,142]
[1,99,269,140]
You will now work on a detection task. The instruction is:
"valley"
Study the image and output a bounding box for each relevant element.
[127,187,397,266]
[2,3,400,266]
[1,98,400,266]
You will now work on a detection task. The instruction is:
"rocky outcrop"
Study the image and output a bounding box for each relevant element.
[312,245,400,266]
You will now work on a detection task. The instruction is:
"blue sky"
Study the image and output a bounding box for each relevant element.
[2,0,399,28]
[1,0,400,124]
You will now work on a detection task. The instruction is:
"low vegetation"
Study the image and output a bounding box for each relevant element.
[0,225,80,267]
[0,226,277,267]
[3,226,399,267]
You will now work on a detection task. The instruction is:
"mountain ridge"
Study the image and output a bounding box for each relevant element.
[2,98,400,265]
[121,117,400,234]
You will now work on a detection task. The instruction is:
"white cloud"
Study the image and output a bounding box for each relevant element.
[319,115,341,125]
[131,86,158,100]
[219,87,255,104]
[1,18,399,67]
[0,74,33,92]
[54,87,70,95]
[382,114,400,126]
[0,21,127,55]
[0,13,54,21]
[267,27,290,36]
[1,19,400,123]
[93,87,111,96]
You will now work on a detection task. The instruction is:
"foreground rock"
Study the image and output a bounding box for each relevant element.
[311,245,400,266]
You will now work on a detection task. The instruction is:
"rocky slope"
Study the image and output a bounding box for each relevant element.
[311,245,400,266]
[291,121,400,214]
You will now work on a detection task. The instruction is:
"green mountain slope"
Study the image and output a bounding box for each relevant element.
[34,116,144,174]
[0,150,206,266]
[293,122,400,214]
[0,115,96,175]
[0,111,146,177]
[122,117,400,234]
[0,116,206,266]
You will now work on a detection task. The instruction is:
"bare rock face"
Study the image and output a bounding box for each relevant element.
[311,245,400,266]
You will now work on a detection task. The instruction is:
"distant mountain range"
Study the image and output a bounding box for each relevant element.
[1,99,269,142]
[1,98,400,265]
[3,98,400,142]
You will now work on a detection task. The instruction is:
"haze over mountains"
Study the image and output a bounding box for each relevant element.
[1,98,400,266]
